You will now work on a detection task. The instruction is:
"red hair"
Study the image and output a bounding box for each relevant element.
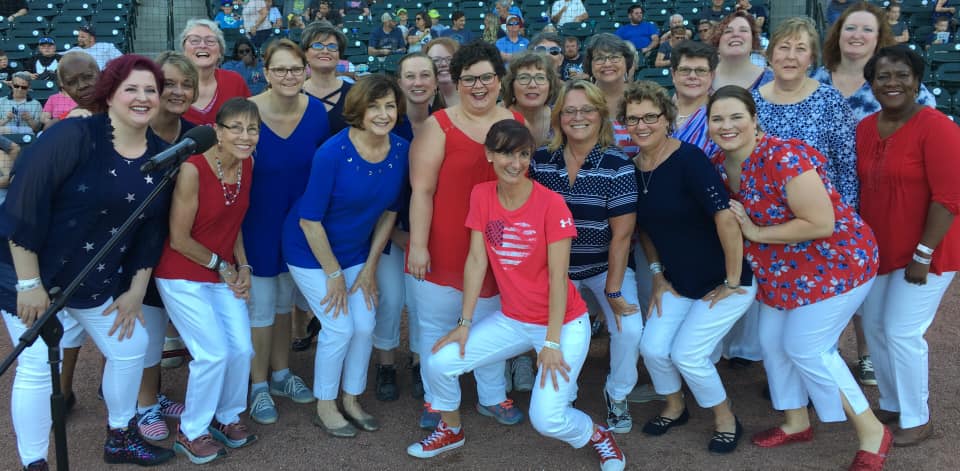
[92,54,165,113]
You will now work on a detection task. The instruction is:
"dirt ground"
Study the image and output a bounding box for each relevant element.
[2,282,959,470]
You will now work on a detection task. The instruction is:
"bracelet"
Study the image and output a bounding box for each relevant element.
[649,262,663,274]
[912,253,932,265]
[457,317,472,327]
[543,340,561,351]
[238,264,253,272]
[205,252,219,269]
[605,290,622,299]
[723,279,740,290]
[327,269,343,279]
[916,243,934,256]
[15,277,41,293]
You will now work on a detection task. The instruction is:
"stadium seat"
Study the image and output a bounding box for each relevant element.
[927,43,960,68]
[936,62,960,92]
[559,21,595,39]
[28,3,60,19]
[930,85,954,112]
[636,66,673,89]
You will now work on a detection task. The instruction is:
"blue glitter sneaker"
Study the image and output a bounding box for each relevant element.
[103,418,174,466]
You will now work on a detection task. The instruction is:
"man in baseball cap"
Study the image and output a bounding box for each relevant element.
[67,24,122,71]
[369,11,406,56]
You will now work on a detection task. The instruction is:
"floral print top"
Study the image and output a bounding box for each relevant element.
[710,135,879,310]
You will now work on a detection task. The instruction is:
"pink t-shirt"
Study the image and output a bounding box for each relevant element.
[42,92,78,120]
[465,180,586,326]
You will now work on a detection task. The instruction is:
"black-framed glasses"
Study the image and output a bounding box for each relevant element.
[560,105,599,117]
[11,84,29,90]
[516,73,548,86]
[623,112,664,126]
[268,66,306,78]
[675,66,711,77]
[459,72,497,87]
[310,42,339,52]
[218,122,260,136]
[535,45,562,56]
[592,54,624,64]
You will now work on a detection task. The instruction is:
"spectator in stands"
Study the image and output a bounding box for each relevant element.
[340,0,370,18]
[927,17,952,48]
[496,15,529,64]
[243,0,273,48]
[0,134,18,204]
[266,0,283,28]
[429,9,448,37]
[696,19,717,43]
[711,11,770,90]
[505,51,558,145]
[482,12,504,43]
[25,37,61,81]
[179,19,251,125]
[215,0,242,30]
[426,37,459,107]
[223,37,267,95]
[314,1,343,26]
[0,50,16,85]
[887,3,910,44]
[396,8,410,36]
[827,0,851,25]
[531,32,564,73]
[40,51,99,130]
[494,0,524,31]
[441,11,477,45]
[561,35,587,80]
[703,0,733,23]
[370,12,407,56]
[302,21,352,134]
[735,0,766,32]
[408,11,433,52]
[583,33,637,156]
[0,72,42,135]
[933,0,956,29]
[0,0,26,23]
[670,41,719,157]
[615,5,660,59]
[654,23,688,68]
[551,0,588,27]
[69,24,123,72]
[661,14,693,42]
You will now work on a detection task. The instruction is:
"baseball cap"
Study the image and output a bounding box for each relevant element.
[396,8,407,15]
[221,0,232,5]
[79,24,96,36]
[506,14,522,26]
[381,12,393,22]
[428,9,440,19]
[38,37,55,45]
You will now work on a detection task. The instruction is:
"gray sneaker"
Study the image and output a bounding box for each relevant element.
[511,356,535,393]
[248,390,278,425]
[605,390,633,434]
[269,374,315,403]
[857,356,877,386]
[504,361,514,393]
[626,383,665,403]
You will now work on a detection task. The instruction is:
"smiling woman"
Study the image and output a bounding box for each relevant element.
[179,18,251,125]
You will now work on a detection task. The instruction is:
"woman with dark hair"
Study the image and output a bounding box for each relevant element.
[583,33,637,156]
[531,79,641,434]
[155,97,260,464]
[503,51,559,147]
[301,21,352,135]
[407,120,626,471]
[669,40,720,157]
[283,74,408,437]
[707,85,890,470]
[857,46,960,448]
[179,18,252,125]
[0,54,175,469]
[407,11,433,53]
[407,40,523,431]
[223,37,267,95]
[711,11,771,91]
[244,38,329,425]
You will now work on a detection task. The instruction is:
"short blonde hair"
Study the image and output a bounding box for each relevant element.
[155,51,199,105]
[548,80,615,152]
[766,16,820,65]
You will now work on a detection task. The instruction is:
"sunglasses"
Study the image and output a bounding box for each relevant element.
[12,84,29,90]
[237,48,252,55]
[534,45,562,56]
[507,21,520,26]
[310,42,339,52]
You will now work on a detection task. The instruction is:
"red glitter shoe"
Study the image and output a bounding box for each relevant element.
[751,426,814,448]
[849,427,893,471]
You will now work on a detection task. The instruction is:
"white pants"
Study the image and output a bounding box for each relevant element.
[141,305,168,368]
[640,284,757,408]
[3,298,146,466]
[427,312,595,448]
[759,279,875,422]
[861,270,955,429]
[247,272,295,328]
[572,269,642,401]
[372,247,421,355]
[58,310,86,349]
[156,279,254,440]
[413,279,506,407]
[289,264,375,400]
[721,301,763,361]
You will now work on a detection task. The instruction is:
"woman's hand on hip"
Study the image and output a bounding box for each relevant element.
[321,275,348,318]
[349,265,379,311]
[537,345,571,391]
[104,290,146,341]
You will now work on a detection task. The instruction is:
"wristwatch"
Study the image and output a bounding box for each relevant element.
[216,259,230,272]
[457,317,472,327]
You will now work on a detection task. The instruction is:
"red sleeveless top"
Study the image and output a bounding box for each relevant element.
[417,109,524,297]
[155,154,253,283]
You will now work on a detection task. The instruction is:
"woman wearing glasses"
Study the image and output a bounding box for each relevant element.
[154,97,260,464]
[425,38,460,108]
[407,11,433,52]
[179,19,251,125]
[583,34,637,157]
[301,22,352,135]
[408,41,523,433]
[530,32,565,74]
[530,80,642,435]
[669,40,720,157]
[283,75,408,437]
[243,39,330,426]
[622,81,753,453]
[504,51,559,146]
[223,37,267,95]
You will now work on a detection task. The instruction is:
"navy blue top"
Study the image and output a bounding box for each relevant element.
[531,144,638,280]
[0,114,173,313]
[306,81,352,136]
[282,128,409,269]
[242,97,329,277]
[635,142,752,298]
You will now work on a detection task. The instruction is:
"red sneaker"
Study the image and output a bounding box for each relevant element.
[406,421,465,458]
[590,425,626,471]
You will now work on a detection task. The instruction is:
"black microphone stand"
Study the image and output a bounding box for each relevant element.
[0,160,183,471]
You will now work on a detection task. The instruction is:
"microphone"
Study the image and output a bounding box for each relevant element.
[140,125,218,174]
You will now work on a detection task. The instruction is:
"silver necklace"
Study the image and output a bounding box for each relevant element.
[638,165,655,195]
[215,157,242,206]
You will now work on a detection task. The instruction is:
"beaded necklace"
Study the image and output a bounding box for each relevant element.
[215,157,242,206]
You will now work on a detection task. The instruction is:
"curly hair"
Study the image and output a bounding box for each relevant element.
[502,51,560,106]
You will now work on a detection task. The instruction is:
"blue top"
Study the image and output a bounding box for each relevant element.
[440,28,477,45]
[369,26,407,52]
[282,128,409,269]
[811,66,938,122]
[636,141,752,298]
[0,115,172,313]
[672,105,718,158]
[531,144,637,280]
[306,80,353,136]
[214,11,241,29]
[496,36,530,60]
[752,83,860,208]
[242,97,329,277]
[223,59,268,95]
[615,22,659,50]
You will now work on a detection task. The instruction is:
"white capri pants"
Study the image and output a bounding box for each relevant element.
[247,272,295,328]
[572,268,642,401]
[640,284,757,408]
[289,264,375,400]
[861,269,955,429]
[413,279,506,407]
[141,305,168,368]
[3,298,147,466]
[156,279,254,440]
[427,312,595,448]
[372,246,420,355]
[759,279,875,422]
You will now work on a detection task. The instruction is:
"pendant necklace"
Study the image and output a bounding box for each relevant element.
[216,156,242,206]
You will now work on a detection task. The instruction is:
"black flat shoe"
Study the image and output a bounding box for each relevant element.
[375,364,399,401]
[642,408,689,436]
[708,418,743,454]
[291,318,321,352]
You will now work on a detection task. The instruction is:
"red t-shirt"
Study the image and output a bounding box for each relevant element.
[182,69,251,126]
[465,181,586,325]
[154,154,253,282]
[857,107,960,275]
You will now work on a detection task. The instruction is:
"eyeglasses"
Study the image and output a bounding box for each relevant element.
[11,84,29,90]
[185,35,219,47]
[698,28,711,33]
[592,54,623,64]
[675,66,711,77]
[237,48,253,55]
[430,56,452,65]
[459,72,497,87]
[623,112,664,126]
[534,45,562,56]
[560,105,599,117]
[268,66,306,78]
[507,21,521,26]
[310,42,339,52]
[218,123,260,136]
[516,73,548,86]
